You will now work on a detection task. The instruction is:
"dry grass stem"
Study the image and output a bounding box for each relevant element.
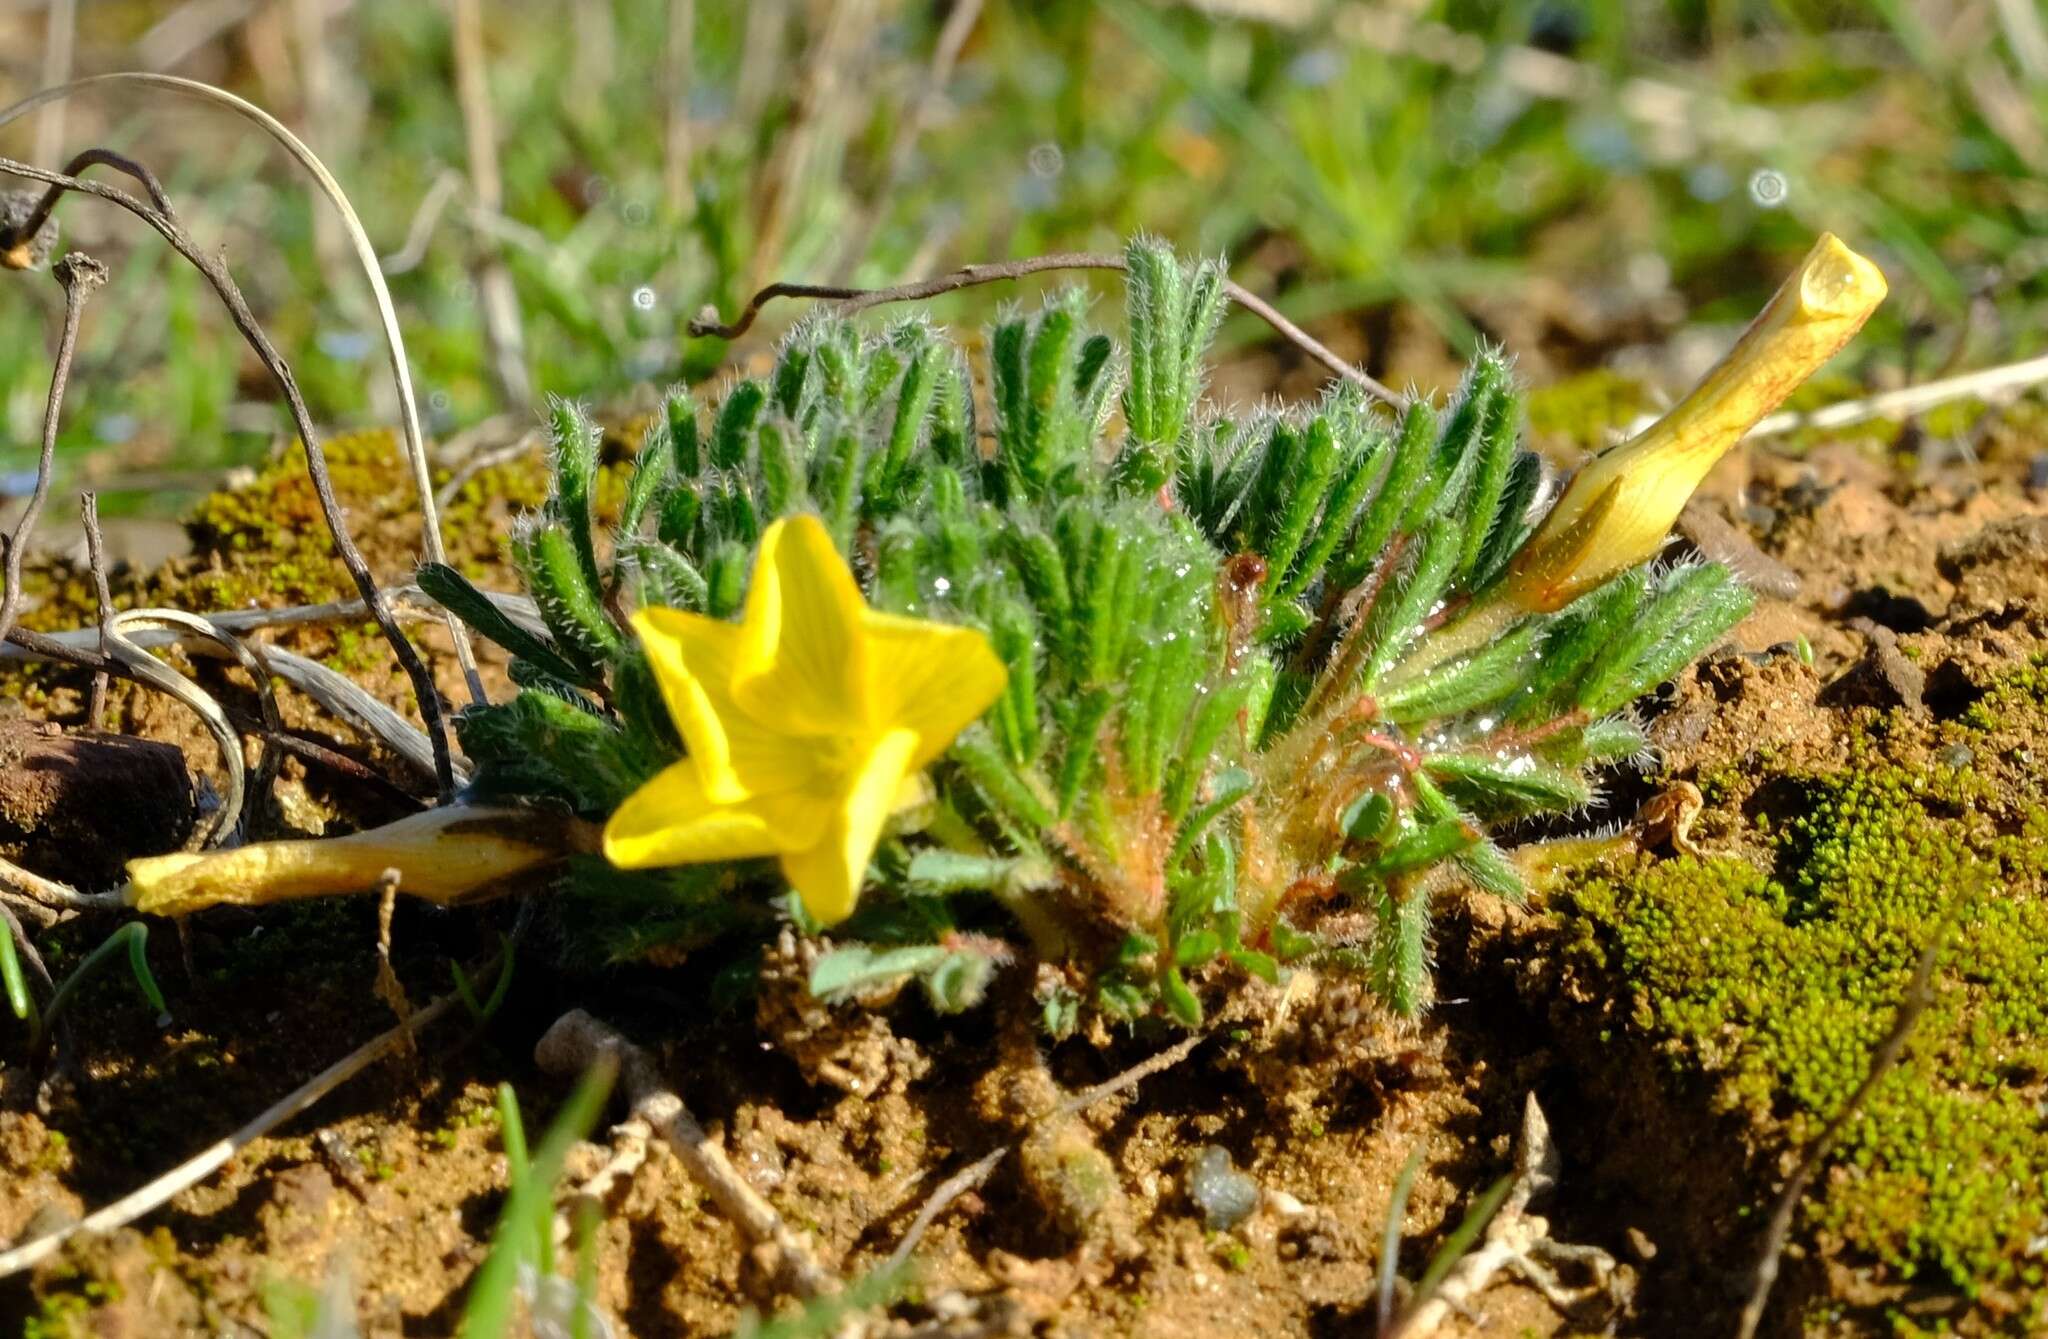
[0,970,478,1279]
[2,595,497,788]
[663,0,695,213]
[450,0,532,408]
[830,0,985,282]
[33,0,74,170]
[106,607,282,849]
[78,490,113,728]
[693,251,1403,406]
[1383,1095,1624,1338]
[0,73,486,708]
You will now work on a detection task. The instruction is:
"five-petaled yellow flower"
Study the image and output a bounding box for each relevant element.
[604,514,1007,924]
[1505,232,1886,612]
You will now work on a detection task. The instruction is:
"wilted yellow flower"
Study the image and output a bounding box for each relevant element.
[603,514,1007,925]
[126,806,592,916]
[1505,233,1886,612]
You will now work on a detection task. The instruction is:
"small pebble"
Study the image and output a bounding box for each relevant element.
[1188,1144,1260,1231]
[1938,743,1975,770]
[1262,1187,1309,1219]
[2029,452,2048,491]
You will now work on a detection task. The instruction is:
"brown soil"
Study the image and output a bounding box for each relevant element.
[1,409,2044,1338]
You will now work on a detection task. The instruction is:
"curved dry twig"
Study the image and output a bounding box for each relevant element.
[105,608,281,849]
[0,72,485,705]
[2,613,464,791]
[0,579,528,784]
[0,153,458,795]
[692,251,1404,408]
[0,854,125,919]
[78,491,114,727]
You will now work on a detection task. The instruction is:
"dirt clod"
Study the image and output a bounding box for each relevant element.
[0,722,192,887]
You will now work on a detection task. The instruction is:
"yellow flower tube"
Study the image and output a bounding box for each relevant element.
[1505,233,1886,613]
[126,806,596,917]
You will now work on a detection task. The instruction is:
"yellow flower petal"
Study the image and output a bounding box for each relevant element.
[603,760,830,869]
[631,606,820,802]
[732,515,871,733]
[862,609,1009,767]
[778,728,919,925]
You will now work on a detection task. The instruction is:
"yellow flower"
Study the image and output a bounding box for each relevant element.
[1505,233,1886,612]
[126,806,593,916]
[603,514,1007,925]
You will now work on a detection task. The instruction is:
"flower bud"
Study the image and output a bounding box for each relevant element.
[126,806,597,916]
[1506,233,1886,612]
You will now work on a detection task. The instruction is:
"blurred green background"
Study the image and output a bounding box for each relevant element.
[0,0,2040,521]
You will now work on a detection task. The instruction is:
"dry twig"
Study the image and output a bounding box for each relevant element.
[829,0,985,282]
[0,854,122,920]
[0,966,478,1278]
[885,1145,1006,1274]
[78,491,113,728]
[1385,1095,1621,1339]
[534,1008,838,1301]
[0,897,57,983]
[0,73,486,708]
[692,251,1403,408]
[0,152,458,794]
[0,251,103,655]
[105,608,281,849]
[33,0,74,171]
[552,1117,654,1249]
[1734,935,1945,1339]
[747,0,871,294]
[1,587,513,788]
[663,0,695,214]
[884,1031,1207,1271]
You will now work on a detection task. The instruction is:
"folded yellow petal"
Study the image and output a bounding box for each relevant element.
[778,728,919,925]
[613,513,1006,926]
[631,607,817,801]
[603,761,830,868]
[733,515,872,733]
[862,610,1010,766]
[1506,233,1886,611]
[128,806,590,916]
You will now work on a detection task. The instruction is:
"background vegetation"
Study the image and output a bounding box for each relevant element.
[0,0,2040,522]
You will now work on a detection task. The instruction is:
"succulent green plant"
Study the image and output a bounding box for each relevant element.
[424,235,1773,1023]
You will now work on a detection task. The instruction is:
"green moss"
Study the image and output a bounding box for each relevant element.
[1524,370,1651,454]
[1560,665,2048,1322]
[129,425,612,675]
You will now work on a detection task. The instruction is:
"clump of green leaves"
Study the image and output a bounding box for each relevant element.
[429,236,1751,1022]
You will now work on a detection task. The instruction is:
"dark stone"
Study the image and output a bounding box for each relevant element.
[1841,585,1935,633]
[1821,620,1926,717]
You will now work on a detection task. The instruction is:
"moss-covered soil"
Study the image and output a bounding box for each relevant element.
[1,386,2045,1337]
